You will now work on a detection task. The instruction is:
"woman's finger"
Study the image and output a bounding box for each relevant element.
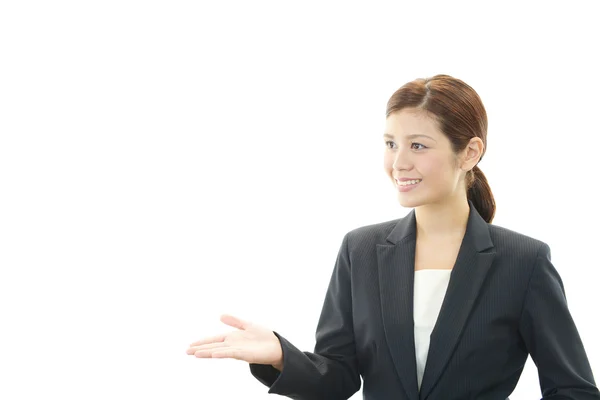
[220,314,250,330]
[189,334,226,347]
[188,342,228,352]
[210,348,244,360]
[193,347,240,359]
[193,349,217,358]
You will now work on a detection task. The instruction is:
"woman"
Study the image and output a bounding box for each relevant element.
[186,75,600,399]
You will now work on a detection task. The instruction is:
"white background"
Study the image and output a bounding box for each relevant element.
[1,1,599,399]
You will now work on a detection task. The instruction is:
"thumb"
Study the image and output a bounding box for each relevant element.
[220,314,251,330]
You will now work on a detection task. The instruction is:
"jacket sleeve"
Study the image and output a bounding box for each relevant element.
[249,232,361,400]
[518,242,600,399]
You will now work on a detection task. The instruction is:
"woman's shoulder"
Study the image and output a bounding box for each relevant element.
[342,216,407,247]
[488,224,551,264]
[487,222,549,257]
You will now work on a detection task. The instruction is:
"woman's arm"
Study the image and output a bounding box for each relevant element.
[249,232,361,400]
[519,242,600,399]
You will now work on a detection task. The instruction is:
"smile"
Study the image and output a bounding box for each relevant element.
[396,179,422,186]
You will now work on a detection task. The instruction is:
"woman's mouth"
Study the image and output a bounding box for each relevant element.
[396,178,422,192]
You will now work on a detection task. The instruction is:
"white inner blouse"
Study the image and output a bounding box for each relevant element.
[413,269,452,392]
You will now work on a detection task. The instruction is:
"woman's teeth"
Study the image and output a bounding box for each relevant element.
[397,179,422,186]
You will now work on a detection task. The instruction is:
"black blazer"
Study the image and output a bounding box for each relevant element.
[249,201,599,399]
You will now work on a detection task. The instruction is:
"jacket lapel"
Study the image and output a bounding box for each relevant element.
[377,201,496,400]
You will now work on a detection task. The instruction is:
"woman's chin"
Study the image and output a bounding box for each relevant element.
[397,195,423,209]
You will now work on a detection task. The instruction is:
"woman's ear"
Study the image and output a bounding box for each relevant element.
[461,137,484,171]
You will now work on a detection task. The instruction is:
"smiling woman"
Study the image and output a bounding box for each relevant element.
[187,74,600,400]
[382,75,494,225]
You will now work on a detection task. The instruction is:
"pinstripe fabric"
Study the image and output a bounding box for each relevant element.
[249,200,600,400]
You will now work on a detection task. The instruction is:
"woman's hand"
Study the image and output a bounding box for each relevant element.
[186,314,284,370]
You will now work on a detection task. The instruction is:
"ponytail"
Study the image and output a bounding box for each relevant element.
[467,166,496,223]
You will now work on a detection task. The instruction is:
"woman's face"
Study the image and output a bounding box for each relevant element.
[383,108,466,209]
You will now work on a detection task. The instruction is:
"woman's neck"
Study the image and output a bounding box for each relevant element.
[414,197,470,241]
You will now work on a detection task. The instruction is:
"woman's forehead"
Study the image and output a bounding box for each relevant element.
[385,110,443,140]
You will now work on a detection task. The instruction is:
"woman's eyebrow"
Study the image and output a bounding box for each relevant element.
[383,133,437,143]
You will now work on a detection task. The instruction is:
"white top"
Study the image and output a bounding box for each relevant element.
[413,269,452,392]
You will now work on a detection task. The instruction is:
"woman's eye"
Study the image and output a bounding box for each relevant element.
[385,141,426,150]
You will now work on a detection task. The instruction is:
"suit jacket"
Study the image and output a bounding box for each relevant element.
[249,200,600,399]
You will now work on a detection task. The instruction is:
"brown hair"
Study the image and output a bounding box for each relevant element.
[385,74,496,223]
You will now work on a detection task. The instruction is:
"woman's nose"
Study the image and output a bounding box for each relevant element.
[392,148,412,171]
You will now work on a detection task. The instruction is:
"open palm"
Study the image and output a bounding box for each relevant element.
[186,314,283,367]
